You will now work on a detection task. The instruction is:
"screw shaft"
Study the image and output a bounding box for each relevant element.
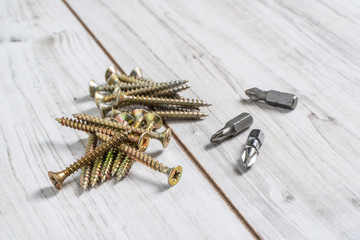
[80,134,98,191]
[116,156,134,181]
[100,149,117,182]
[120,95,211,108]
[151,110,208,119]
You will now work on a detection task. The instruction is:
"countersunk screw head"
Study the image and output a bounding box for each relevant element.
[159,128,172,148]
[138,132,150,152]
[129,67,143,78]
[144,113,163,130]
[96,101,113,118]
[114,112,134,125]
[105,65,120,80]
[89,79,99,97]
[48,171,67,190]
[168,166,183,186]
[114,87,126,106]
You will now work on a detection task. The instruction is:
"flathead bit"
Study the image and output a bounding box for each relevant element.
[210,113,253,143]
[241,129,265,168]
[245,88,298,110]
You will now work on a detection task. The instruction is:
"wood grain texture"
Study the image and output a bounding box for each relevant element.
[0,0,255,239]
[66,0,360,239]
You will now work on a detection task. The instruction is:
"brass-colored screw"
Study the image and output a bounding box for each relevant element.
[73,113,171,148]
[100,148,117,183]
[79,134,98,191]
[116,155,134,181]
[105,65,119,80]
[48,133,127,190]
[97,133,182,186]
[57,117,149,152]
[113,88,211,108]
[132,109,148,128]
[150,110,208,120]
[151,84,190,97]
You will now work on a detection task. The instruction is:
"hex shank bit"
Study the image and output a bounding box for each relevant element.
[210,113,253,143]
[245,88,298,110]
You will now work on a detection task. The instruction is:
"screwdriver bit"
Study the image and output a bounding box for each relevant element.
[210,113,253,143]
[245,87,298,110]
[241,129,265,168]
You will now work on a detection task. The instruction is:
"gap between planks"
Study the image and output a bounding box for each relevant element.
[61,0,262,239]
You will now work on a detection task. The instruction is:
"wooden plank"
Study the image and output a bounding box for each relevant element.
[66,0,360,239]
[0,0,255,239]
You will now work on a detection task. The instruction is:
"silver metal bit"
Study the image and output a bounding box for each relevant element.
[241,129,265,168]
[210,113,253,143]
[245,87,298,110]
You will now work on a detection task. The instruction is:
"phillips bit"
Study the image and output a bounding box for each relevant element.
[245,87,298,110]
[210,113,253,143]
[241,129,265,168]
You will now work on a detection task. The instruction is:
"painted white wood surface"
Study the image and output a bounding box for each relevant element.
[0,0,255,239]
[66,0,360,239]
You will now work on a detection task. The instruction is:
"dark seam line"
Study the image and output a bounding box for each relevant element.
[61,1,262,239]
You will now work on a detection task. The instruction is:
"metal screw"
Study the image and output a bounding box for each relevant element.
[48,133,127,190]
[74,113,171,148]
[150,110,208,119]
[57,117,150,152]
[90,154,104,187]
[113,88,211,108]
[97,133,182,186]
[129,67,143,78]
[116,155,134,181]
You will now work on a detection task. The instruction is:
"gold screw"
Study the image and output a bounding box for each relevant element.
[150,110,208,120]
[48,133,127,190]
[97,133,182,186]
[74,113,171,148]
[90,154,104,187]
[113,88,211,108]
[57,117,150,151]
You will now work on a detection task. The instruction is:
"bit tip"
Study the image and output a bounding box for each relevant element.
[245,88,266,101]
[210,130,226,142]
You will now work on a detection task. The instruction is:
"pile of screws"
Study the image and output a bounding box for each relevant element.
[48,66,211,191]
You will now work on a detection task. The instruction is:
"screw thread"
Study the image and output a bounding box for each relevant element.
[96,133,168,174]
[73,114,144,136]
[116,156,134,181]
[123,80,187,96]
[123,95,211,108]
[100,148,117,182]
[90,155,104,187]
[118,74,154,85]
[62,133,126,177]
[80,134,98,191]
[111,152,124,176]
[151,110,208,119]
[151,84,190,97]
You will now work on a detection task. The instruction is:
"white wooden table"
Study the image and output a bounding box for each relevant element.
[1,0,360,239]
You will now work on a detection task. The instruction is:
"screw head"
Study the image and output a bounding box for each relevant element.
[96,102,113,118]
[114,87,126,107]
[159,128,172,148]
[129,67,143,78]
[107,73,121,85]
[138,132,150,152]
[132,109,148,123]
[144,113,163,130]
[168,166,183,186]
[105,65,119,80]
[114,112,134,125]
[48,171,67,190]
[89,79,99,97]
